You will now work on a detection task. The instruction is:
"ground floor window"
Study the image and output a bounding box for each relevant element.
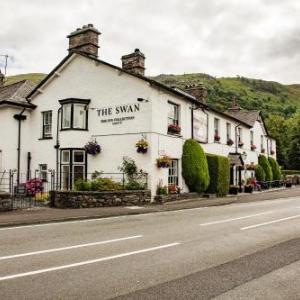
[39,164,48,182]
[60,149,86,190]
[168,159,179,186]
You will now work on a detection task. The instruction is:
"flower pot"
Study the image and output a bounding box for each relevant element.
[244,185,253,193]
[229,186,239,195]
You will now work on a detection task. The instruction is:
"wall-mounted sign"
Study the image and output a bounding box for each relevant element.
[96,103,140,125]
[193,110,208,143]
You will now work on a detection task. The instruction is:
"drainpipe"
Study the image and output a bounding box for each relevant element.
[54,107,62,190]
[13,108,27,186]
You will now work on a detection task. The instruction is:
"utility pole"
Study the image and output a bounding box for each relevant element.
[0,54,11,75]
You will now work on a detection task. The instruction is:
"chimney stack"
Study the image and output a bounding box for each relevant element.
[67,24,101,58]
[121,49,145,76]
[0,70,4,88]
[228,96,241,112]
[184,84,208,104]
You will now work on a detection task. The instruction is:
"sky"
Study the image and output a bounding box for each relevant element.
[1,0,300,84]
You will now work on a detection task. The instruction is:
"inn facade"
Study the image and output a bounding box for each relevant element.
[0,24,276,197]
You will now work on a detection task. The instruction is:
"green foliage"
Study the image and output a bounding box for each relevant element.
[282,170,300,176]
[119,157,138,179]
[268,157,281,180]
[74,178,122,191]
[206,154,230,196]
[255,165,266,181]
[182,139,210,193]
[258,155,273,181]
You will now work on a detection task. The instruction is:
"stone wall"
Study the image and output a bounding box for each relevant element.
[50,190,151,209]
[0,193,12,211]
[154,192,202,203]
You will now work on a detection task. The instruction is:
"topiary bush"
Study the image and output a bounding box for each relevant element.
[258,155,273,181]
[206,154,230,196]
[268,157,281,180]
[182,139,210,193]
[255,164,266,182]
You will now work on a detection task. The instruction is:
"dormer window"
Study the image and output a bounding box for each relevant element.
[59,99,90,130]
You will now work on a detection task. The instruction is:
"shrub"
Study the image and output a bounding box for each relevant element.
[206,154,230,196]
[125,180,146,190]
[255,165,266,182]
[258,155,273,181]
[74,178,122,191]
[74,179,91,191]
[268,157,281,180]
[182,139,210,193]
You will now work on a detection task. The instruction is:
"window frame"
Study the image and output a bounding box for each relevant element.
[167,101,180,126]
[41,111,52,139]
[59,98,90,131]
[168,159,179,186]
[226,122,231,141]
[39,164,48,182]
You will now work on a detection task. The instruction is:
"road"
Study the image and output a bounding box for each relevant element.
[0,195,300,299]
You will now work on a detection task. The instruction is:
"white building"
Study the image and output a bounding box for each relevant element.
[0,24,276,197]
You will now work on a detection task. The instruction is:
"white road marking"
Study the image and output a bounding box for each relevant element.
[0,235,143,261]
[199,211,273,226]
[240,214,300,230]
[0,243,180,281]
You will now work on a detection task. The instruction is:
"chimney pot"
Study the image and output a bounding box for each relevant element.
[121,49,146,76]
[67,24,101,58]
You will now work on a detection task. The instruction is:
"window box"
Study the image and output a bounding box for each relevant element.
[168,124,181,135]
[251,144,257,151]
[227,139,234,146]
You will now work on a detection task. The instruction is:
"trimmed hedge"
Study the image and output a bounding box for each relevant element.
[206,154,230,196]
[182,139,210,193]
[268,157,281,180]
[255,165,266,181]
[258,155,273,181]
[282,170,300,176]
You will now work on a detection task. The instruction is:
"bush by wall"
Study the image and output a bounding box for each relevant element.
[255,164,266,181]
[182,139,210,193]
[258,155,273,181]
[268,157,281,180]
[206,154,230,196]
[282,170,300,176]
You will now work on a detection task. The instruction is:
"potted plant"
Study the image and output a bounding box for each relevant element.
[261,148,266,153]
[244,179,254,193]
[214,134,221,142]
[251,144,257,151]
[156,155,172,168]
[227,138,234,146]
[238,141,244,148]
[156,180,168,195]
[168,124,181,135]
[135,139,149,153]
[168,184,179,194]
[85,140,101,155]
[229,185,239,195]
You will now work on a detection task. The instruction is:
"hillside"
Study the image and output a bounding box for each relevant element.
[4,72,300,118]
[152,74,300,118]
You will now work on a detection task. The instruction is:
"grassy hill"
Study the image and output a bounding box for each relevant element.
[152,74,300,118]
[5,72,300,119]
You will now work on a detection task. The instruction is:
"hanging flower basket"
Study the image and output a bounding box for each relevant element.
[214,134,221,142]
[261,148,266,153]
[270,150,275,155]
[227,138,234,146]
[251,144,257,151]
[238,141,244,148]
[246,163,256,171]
[156,155,172,168]
[168,124,181,135]
[135,139,149,154]
[85,140,101,155]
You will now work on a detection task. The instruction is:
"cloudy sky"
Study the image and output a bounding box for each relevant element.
[1,0,300,83]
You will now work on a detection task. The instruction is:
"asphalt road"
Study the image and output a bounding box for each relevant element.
[0,195,300,299]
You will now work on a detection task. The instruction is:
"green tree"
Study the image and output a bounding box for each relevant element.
[255,165,266,181]
[182,139,210,193]
[258,155,273,181]
[288,113,300,169]
[268,157,281,180]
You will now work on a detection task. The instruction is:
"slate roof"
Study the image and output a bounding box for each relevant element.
[0,80,36,108]
[225,110,260,127]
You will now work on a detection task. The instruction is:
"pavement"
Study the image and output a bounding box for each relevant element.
[0,186,299,228]
[0,191,300,299]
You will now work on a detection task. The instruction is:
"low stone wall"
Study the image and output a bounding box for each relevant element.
[0,193,12,211]
[154,192,202,203]
[50,190,151,209]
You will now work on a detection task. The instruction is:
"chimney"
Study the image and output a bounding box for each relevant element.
[67,24,101,58]
[228,96,241,112]
[121,49,145,76]
[184,84,208,104]
[0,69,4,87]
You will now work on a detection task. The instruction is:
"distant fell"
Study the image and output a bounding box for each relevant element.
[5,73,46,86]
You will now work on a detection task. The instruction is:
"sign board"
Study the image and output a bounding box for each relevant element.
[193,110,208,143]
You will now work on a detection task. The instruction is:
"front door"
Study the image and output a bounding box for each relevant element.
[60,149,86,190]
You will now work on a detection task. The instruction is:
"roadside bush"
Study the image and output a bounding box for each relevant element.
[182,139,210,193]
[258,155,273,181]
[268,157,281,180]
[255,164,266,182]
[74,178,122,191]
[206,154,230,196]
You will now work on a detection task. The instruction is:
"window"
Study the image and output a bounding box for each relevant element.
[226,122,231,141]
[238,127,242,143]
[250,131,254,145]
[168,102,179,126]
[214,118,220,141]
[60,149,86,190]
[39,164,48,182]
[168,159,178,186]
[42,111,52,138]
[261,135,264,150]
[60,99,90,130]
